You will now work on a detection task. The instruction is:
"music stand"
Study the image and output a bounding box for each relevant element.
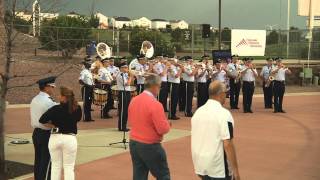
[109,73,129,149]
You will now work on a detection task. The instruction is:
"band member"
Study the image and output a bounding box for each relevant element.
[272,58,292,113]
[201,55,213,94]
[79,59,94,122]
[227,55,241,109]
[241,58,258,113]
[182,56,197,117]
[178,57,186,112]
[90,55,102,70]
[39,86,82,180]
[30,76,57,180]
[116,62,134,131]
[135,54,149,94]
[212,59,227,84]
[168,58,182,120]
[196,62,209,108]
[260,58,275,109]
[153,55,169,111]
[107,58,120,109]
[99,58,114,118]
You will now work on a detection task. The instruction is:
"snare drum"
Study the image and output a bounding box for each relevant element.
[111,85,137,101]
[93,88,108,106]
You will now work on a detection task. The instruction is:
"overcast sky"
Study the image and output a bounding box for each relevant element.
[59,0,307,29]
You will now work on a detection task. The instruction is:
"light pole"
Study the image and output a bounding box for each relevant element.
[218,0,222,50]
[286,0,290,58]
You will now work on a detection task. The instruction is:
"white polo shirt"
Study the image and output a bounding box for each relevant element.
[191,99,234,178]
[182,64,195,82]
[79,69,94,86]
[273,67,287,81]
[241,66,257,82]
[153,62,168,82]
[168,65,180,84]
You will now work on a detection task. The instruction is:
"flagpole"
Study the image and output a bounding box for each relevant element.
[307,0,314,68]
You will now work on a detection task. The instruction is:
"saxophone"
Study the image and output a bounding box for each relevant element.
[265,67,274,88]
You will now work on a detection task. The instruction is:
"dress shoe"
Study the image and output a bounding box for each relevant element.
[185,113,193,117]
[119,128,130,132]
[280,110,286,113]
[90,109,94,111]
[84,119,95,122]
[102,114,112,119]
[169,116,180,120]
[248,110,253,113]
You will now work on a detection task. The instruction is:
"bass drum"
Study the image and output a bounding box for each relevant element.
[93,88,108,106]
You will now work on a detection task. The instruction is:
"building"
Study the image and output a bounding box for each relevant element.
[41,12,59,20]
[170,20,189,29]
[110,17,132,29]
[16,11,59,21]
[132,17,151,29]
[67,11,80,18]
[96,12,109,29]
[151,19,170,29]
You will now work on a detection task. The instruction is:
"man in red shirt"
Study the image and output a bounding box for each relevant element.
[128,73,171,180]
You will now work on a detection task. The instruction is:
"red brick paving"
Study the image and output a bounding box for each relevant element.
[7,95,320,180]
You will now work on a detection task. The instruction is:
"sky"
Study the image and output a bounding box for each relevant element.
[56,0,307,29]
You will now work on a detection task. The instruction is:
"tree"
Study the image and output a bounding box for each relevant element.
[289,26,301,43]
[4,10,31,34]
[129,29,174,57]
[38,16,92,58]
[267,30,279,45]
[171,28,188,51]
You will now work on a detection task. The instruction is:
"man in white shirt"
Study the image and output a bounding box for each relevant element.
[99,58,114,118]
[192,80,240,180]
[135,55,149,94]
[79,60,94,122]
[241,58,258,113]
[167,58,182,120]
[182,56,197,117]
[212,59,227,83]
[271,58,292,113]
[153,56,169,111]
[30,76,57,180]
[227,55,241,110]
[107,58,120,80]
[196,58,209,108]
[260,58,275,109]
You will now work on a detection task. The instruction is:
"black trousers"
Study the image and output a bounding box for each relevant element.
[136,84,145,95]
[168,82,179,118]
[129,140,170,180]
[262,81,273,108]
[81,85,93,121]
[242,81,255,112]
[184,81,194,115]
[229,78,241,109]
[178,81,185,111]
[197,82,208,108]
[159,82,169,111]
[118,91,131,131]
[273,81,285,112]
[102,84,112,117]
[32,128,51,180]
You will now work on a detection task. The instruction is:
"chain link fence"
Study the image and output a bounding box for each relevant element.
[6,24,320,60]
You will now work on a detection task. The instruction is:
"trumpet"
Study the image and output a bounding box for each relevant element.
[130,70,154,77]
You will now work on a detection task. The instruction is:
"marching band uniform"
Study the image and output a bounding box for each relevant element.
[116,63,132,131]
[241,58,258,113]
[272,58,291,113]
[135,57,149,95]
[260,58,274,109]
[212,60,227,84]
[182,57,196,117]
[30,76,57,180]
[79,61,94,122]
[196,63,209,108]
[168,61,181,120]
[99,59,114,118]
[107,59,120,109]
[153,59,169,111]
[228,55,241,109]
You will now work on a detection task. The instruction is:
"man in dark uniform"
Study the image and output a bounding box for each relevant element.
[153,55,169,111]
[227,55,241,109]
[260,57,274,109]
[241,58,258,113]
[79,58,95,122]
[30,76,57,180]
[178,56,186,112]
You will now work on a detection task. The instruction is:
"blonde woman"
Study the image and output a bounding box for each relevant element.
[40,86,82,180]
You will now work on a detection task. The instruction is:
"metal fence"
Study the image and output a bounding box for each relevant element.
[6,24,320,60]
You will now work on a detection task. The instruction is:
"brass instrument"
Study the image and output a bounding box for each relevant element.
[96,42,112,59]
[234,66,242,84]
[140,41,154,58]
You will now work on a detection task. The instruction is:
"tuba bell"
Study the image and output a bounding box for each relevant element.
[96,42,112,59]
[140,41,154,58]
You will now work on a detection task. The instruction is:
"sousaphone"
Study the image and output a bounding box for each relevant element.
[96,42,112,59]
[129,41,154,70]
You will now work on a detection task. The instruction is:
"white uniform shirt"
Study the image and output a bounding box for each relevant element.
[79,69,94,85]
[107,65,120,77]
[30,92,57,130]
[168,65,180,83]
[212,70,227,83]
[98,67,113,83]
[273,67,287,81]
[260,65,273,81]
[116,72,131,91]
[241,66,257,82]
[153,62,168,82]
[182,64,195,82]
[191,99,234,178]
[227,63,240,78]
[135,63,149,84]
[196,65,208,83]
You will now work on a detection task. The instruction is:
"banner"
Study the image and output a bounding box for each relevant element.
[298,0,320,16]
[231,29,266,56]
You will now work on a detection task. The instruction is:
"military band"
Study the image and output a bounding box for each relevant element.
[260,58,274,109]
[241,58,258,113]
[227,55,242,109]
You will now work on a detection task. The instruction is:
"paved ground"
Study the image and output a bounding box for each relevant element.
[4,93,320,180]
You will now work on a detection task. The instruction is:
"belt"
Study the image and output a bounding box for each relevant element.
[243,81,254,83]
[274,80,285,83]
[51,128,76,136]
[34,128,50,132]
